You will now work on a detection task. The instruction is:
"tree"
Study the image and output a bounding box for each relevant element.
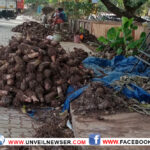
[100,0,148,22]
[25,0,50,9]
[25,0,49,5]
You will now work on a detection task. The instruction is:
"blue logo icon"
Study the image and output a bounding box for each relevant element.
[89,134,100,145]
[0,135,5,145]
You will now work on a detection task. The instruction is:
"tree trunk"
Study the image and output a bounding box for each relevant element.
[101,0,146,22]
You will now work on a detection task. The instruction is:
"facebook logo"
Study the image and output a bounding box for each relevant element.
[89,134,100,145]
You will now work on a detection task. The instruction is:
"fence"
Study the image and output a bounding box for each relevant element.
[69,19,145,40]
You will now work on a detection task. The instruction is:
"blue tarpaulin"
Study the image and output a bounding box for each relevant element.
[62,56,150,112]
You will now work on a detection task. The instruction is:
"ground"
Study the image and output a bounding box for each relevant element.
[0,107,40,138]
[0,19,18,46]
[0,16,36,46]
[0,16,41,138]
[1,14,149,150]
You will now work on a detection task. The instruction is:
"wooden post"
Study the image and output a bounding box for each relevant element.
[132,30,135,40]
[77,20,80,32]
[89,22,92,34]
[69,19,71,33]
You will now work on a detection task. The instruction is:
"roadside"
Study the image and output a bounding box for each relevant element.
[0,16,42,138]
[0,11,149,150]
[0,15,37,46]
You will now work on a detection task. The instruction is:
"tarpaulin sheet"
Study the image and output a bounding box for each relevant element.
[62,56,150,112]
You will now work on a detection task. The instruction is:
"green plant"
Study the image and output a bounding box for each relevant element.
[25,0,49,5]
[80,27,85,34]
[62,1,95,19]
[97,17,146,56]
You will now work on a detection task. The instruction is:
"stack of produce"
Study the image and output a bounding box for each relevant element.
[0,36,93,107]
[12,21,52,39]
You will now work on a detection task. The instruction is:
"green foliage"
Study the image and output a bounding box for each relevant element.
[136,0,150,16]
[49,0,58,3]
[62,1,95,19]
[97,1,107,12]
[25,0,49,4]
[46,0,150,17]
[80,27,85,33]
[98,17,146,56]
[109,0,124,8]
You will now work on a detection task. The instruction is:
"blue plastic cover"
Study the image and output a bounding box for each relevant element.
[63,56,150,112]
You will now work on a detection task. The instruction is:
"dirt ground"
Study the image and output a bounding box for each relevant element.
[72,82,130,117]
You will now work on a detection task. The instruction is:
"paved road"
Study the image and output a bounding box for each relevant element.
[0,16,41,138]
[0,17,23,46]
[0,25,17,46]
[0,15,36,46]
[0,107,41,138]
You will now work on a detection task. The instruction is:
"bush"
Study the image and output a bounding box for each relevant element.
[97,17,146,56]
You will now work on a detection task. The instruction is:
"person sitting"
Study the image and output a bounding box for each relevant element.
[52,8,67,26]
[58,8,68,22]
[41,13,47,25]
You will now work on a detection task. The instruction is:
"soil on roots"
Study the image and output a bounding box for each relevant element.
[72,82,130,117]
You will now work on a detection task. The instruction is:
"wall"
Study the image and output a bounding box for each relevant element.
[69,19,145,40]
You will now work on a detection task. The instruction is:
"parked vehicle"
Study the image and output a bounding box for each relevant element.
[17,0,24,13]
[0,0,24,18]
